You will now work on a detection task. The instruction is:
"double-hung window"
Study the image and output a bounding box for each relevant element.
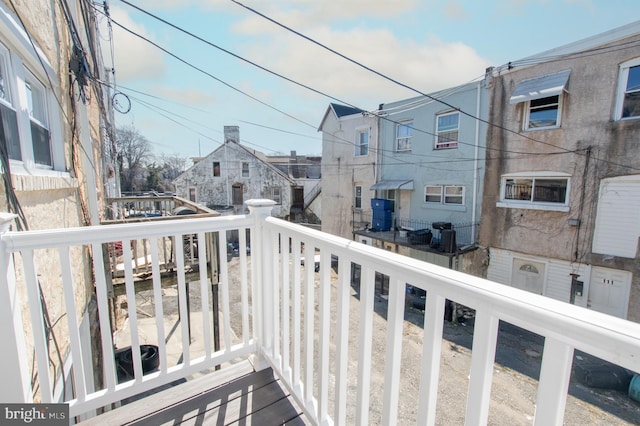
[615,58,640,119]
[499,173,570,211]
[354,185,362,209]
[435,112,459,149]
[444,185,464,204]
[355,129,369,156]
[0,46,19,161]
[396,120,412,151]
[425,184,464,205]
[25,73,51,166]
[271,187,281,204]
[525,95,561,129]
[425,185,442,203]
[510,70,569,131]
[241,162,249,177]
[0,32,58,170]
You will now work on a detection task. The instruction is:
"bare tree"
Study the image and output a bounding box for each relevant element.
[160,153,189,182]
[116,125,152,193]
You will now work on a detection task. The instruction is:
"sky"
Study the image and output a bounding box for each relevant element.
[99,0,640,160]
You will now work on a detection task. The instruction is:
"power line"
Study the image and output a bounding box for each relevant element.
[116,0,359,110]
[227,0,577,155]
[107,2,640,172]
[100,14,573,160]
[102,13,316,129]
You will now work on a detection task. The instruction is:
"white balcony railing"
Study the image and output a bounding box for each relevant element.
[1,199,640,425]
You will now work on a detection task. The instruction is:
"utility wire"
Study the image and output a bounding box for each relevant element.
[227,0,577,154]
[225,1,640,173]
[105,15,317,130]
[109,2,640,172]
[113,0,591,160]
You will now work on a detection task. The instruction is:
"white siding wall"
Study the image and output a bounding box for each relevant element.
[487,248,590,307]
[592,175,640,258]
[486,248,511,285]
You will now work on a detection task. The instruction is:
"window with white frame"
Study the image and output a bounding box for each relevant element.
[615,58,640,120]
[396,120,413,151]
[444,185,464,204]
[0,46,19,161]
[425,184,464,205]
[425,185,442,203]
[0,36,57,169]
[271,187,281,204]
[25,73,51,166]
[355,129,369,156]
[354,185,362,209]
[435,111,459,149]
[241,162,249,177]
[500,174,569,208]
[524,95,561,130]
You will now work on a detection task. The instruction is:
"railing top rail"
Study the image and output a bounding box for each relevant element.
[2,214,253,252]
[266,216,640,372]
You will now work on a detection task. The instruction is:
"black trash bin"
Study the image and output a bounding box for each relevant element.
[408,229,432,245]
[115,344,160,382]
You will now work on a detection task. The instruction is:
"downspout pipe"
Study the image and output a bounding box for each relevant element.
[472,81,481,242]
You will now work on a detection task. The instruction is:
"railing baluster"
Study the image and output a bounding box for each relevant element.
[382,277,406,424]
[417,291,446,426]
[218,232,232,352]
[22,249,53,402]
[198,231,212,359]
[271,230,281,368]
[0,214,31,403]
[303,240,315,414]
[239,228,250,346]
[91,242,117,391]
[173,233,191,366]
[122,240,143,381]
[58,246,87,402]
[356,265,375,426]
[534,338,573,426]
[318,249,332,423]
[249,225,260,349]
[262,223,274,356]
[465,311,499,425]
[334,256,350,425]
[281,233,291,381]
[149,239,167,372]
[292,236,302,395]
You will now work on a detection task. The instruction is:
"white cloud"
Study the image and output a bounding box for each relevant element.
[444,0,469,20]
[242,27,491,109]
[101,6,166,83]
[231,0,417,34]
[153,86,217,106]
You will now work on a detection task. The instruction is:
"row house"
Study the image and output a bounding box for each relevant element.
[481,21,640,321]
[0,0,113,405]
[320,21,640,322]
[318,103,377,240]
[320,81,489,273]
[173,126,320,221]
[358,80,489,273]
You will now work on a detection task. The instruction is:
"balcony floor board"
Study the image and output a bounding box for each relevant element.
[78,360,309,425]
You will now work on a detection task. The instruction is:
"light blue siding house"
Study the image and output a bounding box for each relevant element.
[356,77,490,268]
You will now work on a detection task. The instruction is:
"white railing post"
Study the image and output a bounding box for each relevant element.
[246,199,276,370]
[0,213,32,403]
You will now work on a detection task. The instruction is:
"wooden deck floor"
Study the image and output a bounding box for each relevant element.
[78,360,310,425]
